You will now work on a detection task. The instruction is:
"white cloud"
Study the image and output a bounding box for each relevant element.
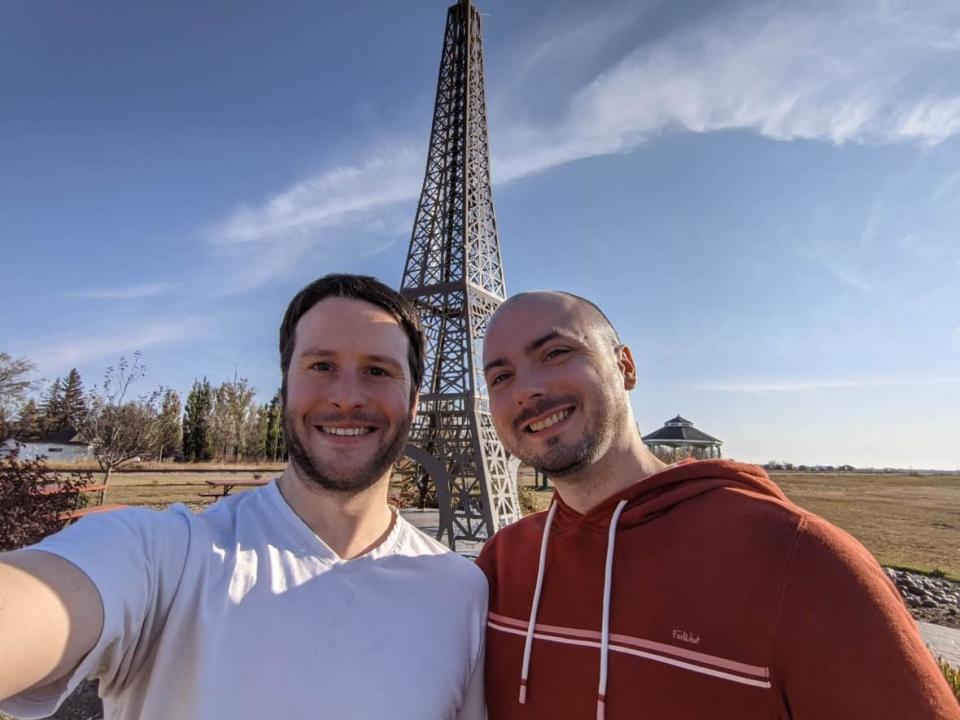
[65,282,174,300]
[494,0,960,180]
[209,147,422,247]
[22,318,209,375]
[694,376,960,393]
[201,0,960,291]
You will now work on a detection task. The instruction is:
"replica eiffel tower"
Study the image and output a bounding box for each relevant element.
[400,0,520,546]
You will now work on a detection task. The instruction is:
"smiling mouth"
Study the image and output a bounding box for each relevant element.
[317,426,376,437]
[525,408,573,434]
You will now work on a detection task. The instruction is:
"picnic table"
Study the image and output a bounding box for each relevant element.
[201,477,271,501]
[38,483,128,522]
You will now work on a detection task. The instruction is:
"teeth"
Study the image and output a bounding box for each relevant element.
[529,409,572,433]
[320,427,372,437]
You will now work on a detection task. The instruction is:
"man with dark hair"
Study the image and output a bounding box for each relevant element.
[0,274,487,720]
[476,290,958,719]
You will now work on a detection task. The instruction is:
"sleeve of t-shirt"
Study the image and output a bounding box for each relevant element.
[0,506,192,720]
[772,513,960,719]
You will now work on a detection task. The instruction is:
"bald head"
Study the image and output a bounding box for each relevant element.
[482,289,641,486]
[489,291,620,353]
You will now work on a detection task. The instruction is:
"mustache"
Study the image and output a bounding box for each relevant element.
[309,412,386,427]
[512,395,577,431]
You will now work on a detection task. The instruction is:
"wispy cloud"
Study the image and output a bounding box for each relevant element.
[494,1,960,180]
[201,0,960,291]
[65,282,174,300]
[695,376,960,393]
[21,317,210,375]
[209,147,422,248]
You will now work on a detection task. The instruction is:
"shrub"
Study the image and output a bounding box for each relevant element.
[0,454,93,551]
[940,658,960,702]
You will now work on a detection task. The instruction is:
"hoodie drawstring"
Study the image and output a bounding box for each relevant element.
[597,499,628,720]
[517,498,629,720]
[519,500,558,704]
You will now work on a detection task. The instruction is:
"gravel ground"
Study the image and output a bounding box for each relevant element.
[885,567,960,630]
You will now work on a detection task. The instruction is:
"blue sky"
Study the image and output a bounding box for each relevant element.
[3,0,959,469]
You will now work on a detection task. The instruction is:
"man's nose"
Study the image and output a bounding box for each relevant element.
[328,372,366,408]
[511,368,546,407]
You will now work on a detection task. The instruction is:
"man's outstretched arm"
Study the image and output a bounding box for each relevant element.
[0,550,103,701]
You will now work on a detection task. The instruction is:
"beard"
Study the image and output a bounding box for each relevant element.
[505,392,621,479]
[283,409,412,494]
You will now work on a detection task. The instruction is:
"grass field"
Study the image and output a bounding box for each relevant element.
[520,470,960,580]
[73,464,959,580]
[773,472,959,580]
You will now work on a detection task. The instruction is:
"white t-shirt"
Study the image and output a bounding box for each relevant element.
[1,481,487,720]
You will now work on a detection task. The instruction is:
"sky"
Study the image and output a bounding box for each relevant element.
[2,0,959,469]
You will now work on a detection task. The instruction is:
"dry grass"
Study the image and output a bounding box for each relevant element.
[773,472,959,580]
[93,469,283,510]
[519,470,960,580]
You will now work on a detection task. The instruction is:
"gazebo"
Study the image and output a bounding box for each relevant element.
[642,415,723,462]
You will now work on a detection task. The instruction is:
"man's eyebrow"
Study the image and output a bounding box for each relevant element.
[483,357,507,374]
[366,354,405,371]
[483,330,577,374]
[527,331,563,353]
[298,347,335,358]
[298,348,404,370]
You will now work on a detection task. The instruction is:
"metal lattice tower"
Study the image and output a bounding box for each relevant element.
[400,0,519,546]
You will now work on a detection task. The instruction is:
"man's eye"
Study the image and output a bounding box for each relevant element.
[489,372,511,386]
[310,362,333,371]
[367,367,390,377]
[545,348,569,360]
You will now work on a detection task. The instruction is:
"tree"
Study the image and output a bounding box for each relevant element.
[224,378,256,460]
[157,388,182,462]
[182,379,213,462]
[12,399,43,440]
[248,404,270,462]
[263,391,285,462]
[40,377,65,434]
[207,378,257,461]
[61,368,89,430]
[0,353,36,437]
[80,354,162,485]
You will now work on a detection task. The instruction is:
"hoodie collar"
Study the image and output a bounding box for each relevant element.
[549,458,785,534]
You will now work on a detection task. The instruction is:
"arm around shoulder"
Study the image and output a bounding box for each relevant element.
[0,550,103,701]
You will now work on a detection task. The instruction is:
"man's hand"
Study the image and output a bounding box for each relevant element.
[0,550,103,701]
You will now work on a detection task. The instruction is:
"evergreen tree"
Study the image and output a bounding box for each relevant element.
[182,379,213,462]
[40,378,65,434]
[264,391,284,462]
[61,368,89,430]
[13,399,43,440]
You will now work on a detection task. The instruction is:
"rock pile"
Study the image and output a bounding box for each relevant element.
[885,567,960,630]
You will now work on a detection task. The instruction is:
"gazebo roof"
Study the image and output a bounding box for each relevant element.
[642,417,722,446]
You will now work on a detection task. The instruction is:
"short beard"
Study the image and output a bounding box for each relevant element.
[509,392,621,480]
[283,410,411,494]
[533,429,599,477]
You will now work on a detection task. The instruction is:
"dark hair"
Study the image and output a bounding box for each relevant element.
[279,274,424,402]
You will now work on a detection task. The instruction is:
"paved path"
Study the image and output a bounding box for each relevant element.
[920,621,960,668]
[402,508,960,669]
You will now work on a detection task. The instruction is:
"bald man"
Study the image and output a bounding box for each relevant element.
[475,291,957,719]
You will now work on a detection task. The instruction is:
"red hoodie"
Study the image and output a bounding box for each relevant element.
[476,459,959,719]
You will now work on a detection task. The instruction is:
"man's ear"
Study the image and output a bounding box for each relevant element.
[409,391,420,422]
[617,345,638,390]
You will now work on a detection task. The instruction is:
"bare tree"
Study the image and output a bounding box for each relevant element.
[80,354,162,486]
[0,353,36,437]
